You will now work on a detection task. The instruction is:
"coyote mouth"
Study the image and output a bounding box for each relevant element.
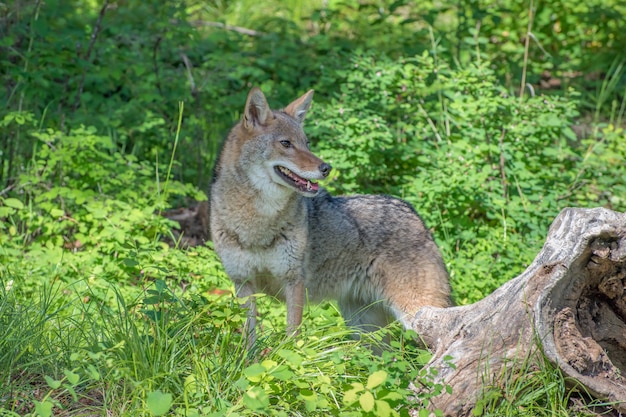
[274,166,319,194]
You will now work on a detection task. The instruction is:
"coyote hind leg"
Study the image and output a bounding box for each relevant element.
[338,296,392,335]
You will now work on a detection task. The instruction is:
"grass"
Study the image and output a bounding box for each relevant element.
[0,275,239,414]
[475,352,619,417]
[1,264,619,416]
[0,263,443,416]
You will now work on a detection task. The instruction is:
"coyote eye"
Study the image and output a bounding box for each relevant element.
[280,140,292,148]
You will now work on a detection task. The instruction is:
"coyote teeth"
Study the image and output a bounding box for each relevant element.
[274,166,319,194]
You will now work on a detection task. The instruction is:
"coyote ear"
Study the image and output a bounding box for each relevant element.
[284,90,314,125]
[243,87,272,130]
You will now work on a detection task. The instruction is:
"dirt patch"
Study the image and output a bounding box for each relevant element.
[161,200,210,247]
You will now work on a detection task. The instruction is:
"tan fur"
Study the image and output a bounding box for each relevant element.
[210,87,451,347]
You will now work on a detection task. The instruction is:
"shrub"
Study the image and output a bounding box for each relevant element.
[308,51,625,303]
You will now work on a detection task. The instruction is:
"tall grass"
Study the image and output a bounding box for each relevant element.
[0,272,444,415]
[0,275,243,414]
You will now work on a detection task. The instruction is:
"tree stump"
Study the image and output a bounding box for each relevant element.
[411,207,626,416]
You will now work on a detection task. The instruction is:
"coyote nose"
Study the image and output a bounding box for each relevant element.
[319,163,332,177]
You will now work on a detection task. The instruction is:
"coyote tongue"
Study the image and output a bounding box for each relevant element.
[275,166,319,194]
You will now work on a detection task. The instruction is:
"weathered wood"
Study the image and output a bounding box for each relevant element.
[411,207,626,416]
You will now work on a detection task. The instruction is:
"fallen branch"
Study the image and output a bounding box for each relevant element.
[188,20,265,37]
[412,207,626,415]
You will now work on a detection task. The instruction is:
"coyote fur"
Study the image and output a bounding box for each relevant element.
[210,87,451,344]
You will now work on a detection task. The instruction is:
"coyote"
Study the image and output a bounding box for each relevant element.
[209,87,451,345]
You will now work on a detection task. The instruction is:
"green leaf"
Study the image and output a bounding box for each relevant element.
[86,364,101,381]
[380,391,404,401]
[63,369,80,385]
[0,207,14,216]
[3,198,24,210]
[270,364,294,381]
[146,390,173,416]
[419,408,431,417]
[375,399,392,417]
[243,363,267,382]
[49,208,65,217]
[343,386,361,405]
[155,279,168,292]
[260,359,277,370]
[123,258,140,268]
[184,374,197,393]
[34,400,53,417]
[243,386,270,411]
[277,349,303,366]
[359,391,375,412]
[44,375,62,389]
[366,369,388,389]
[66,384,78,402]
[304,398,318,412]
[299,388,317,401]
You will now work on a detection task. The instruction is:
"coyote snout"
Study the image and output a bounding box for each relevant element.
[210,87,451,348]
[270,139,332,196]
[274,161,331,194]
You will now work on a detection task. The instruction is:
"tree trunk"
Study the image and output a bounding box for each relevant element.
[411,207,626,416]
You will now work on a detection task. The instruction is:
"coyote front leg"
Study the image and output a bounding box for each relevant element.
[285,280,305,336]
[236,281,258,349]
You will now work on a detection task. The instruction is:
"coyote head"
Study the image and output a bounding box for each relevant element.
[235,87,332,197]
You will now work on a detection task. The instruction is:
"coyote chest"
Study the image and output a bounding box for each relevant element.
[212,200,309,300]
[217,232,306,300]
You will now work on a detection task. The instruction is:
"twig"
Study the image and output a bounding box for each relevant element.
[473,20,481,64]
[73,0,110,111]
[498,128,507,200]
[0,182,17,197]
[519,0,534,100]
[180,53,197,96]
[188,20,265,37]
[153,36,164,97]
[417,103,443,144]
[528,32,551,57]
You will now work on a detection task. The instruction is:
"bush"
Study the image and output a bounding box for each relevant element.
[309,51,625,302]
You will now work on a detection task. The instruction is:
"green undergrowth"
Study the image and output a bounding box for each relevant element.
[0,274,446,416]
[1,51,625,415]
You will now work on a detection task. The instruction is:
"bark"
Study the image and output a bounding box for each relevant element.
[411,207,626,416]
